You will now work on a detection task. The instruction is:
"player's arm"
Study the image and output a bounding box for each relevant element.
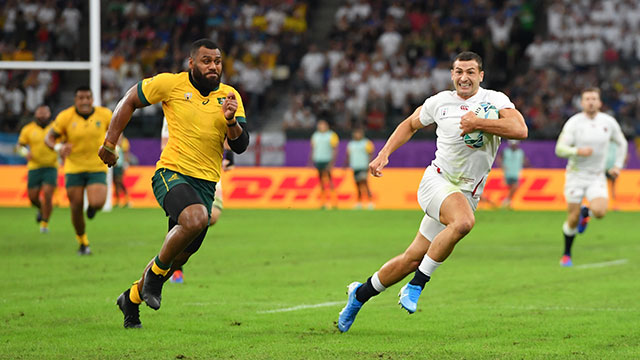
[223,92,249,154]
[555,121,592,158]
[99,84,146,166]
[44,128,72,158]
[329,133,339,169]
[461,108,528,139]
[370,106,425,177]
[16,129,31,159]
[608,121,628,177]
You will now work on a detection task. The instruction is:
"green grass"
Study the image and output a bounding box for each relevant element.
[1,207,639,359]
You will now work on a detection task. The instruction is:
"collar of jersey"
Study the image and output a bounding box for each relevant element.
[75,107,95,120]
[188,72,220,97]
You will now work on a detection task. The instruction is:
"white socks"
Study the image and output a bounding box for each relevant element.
[563,221,578,236]
[418,255,443,277]
[371,271,386,293]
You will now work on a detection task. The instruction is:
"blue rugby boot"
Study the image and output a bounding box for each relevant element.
[577,206,590,234]
[337,282,363,332]
[398,283,422,314]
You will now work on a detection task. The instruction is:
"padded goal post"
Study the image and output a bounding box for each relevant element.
[0,0,113,211]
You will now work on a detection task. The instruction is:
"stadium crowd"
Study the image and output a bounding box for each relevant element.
[1,0,311,132]
[285,0,640,140]
[1,0,640,140]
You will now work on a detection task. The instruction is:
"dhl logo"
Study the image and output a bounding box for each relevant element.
[1,166,639,210]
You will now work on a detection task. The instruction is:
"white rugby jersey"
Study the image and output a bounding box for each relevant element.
[556,111,627,175]
[419,87,515,192]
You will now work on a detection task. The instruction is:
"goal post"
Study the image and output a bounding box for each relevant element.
[0,0,113,211]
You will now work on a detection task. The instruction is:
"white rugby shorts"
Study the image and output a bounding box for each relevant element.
[417,166,480,240]
[563,172,607,204]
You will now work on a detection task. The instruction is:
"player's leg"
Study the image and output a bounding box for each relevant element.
[66,185,90,255]
[425,192,475,261]
[27,186,42,221]
[364,178,374,209]
[560,203,581,266]
[338,217,441,331]
[85,172,107,219]
[354,177,364,209]
[27,169,43,222]
[39,184,55,233]
[140,183,209,310]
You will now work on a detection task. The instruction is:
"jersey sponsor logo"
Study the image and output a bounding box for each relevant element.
[440,107,448,117]
[96,121,101,128]
[184,92,192,100]
[202,99,210,105]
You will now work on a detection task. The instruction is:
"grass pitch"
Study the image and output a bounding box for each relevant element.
[1,207,638,359]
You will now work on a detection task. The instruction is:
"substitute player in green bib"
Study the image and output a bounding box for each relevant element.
[45,87,112,255]
[16,105,58,233]
[99,39,249,328]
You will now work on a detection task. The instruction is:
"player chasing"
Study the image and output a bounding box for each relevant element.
[555,88,627,267]
[160,117,235,284]
[45,87,112,255]
[310,120,339,209]
[337,52,527,332]
[16,105,58,233]
[99,39,249,328]
[345,127,375,209]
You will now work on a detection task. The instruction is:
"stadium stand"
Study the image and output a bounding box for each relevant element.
[0,0,638,140]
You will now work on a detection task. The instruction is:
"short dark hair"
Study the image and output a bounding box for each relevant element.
[190,39,219,58]
[75,85,92,95]
[453,51,483,71]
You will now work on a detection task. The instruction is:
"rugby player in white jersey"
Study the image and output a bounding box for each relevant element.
[555,88,627,267]
[337,51,528,332]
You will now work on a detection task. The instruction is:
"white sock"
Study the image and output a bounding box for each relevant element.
[563,221,578,236]
[371,271,386,292]
[418,255,443,277]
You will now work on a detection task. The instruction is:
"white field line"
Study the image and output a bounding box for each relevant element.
[574,258,628,269]
[503,305,638,312]
[258,301,344,314]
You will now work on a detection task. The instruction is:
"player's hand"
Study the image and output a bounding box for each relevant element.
[607,167,620,179]
[59,143,72,158]
[459,111,479,136]
[577,147,593,157]
[222,92,238,121]
[222,158,234,171]
[98,143,119,167]
[369,153,389,177]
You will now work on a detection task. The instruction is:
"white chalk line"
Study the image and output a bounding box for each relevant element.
[257,301,345,314]
[574,258,628,269]
[257,301,639,314]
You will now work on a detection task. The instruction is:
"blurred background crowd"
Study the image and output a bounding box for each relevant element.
[1,0,640,140]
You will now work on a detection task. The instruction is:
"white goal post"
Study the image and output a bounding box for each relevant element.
[0,0,113,211]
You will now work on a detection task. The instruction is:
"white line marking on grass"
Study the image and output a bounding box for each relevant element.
[504,305,638,312]
[258,301,344,314]
[574,259,628,269]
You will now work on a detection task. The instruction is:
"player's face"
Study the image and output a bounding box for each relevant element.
[190,47,222,90]
[74,90,94,115]
[353,129,363,140]
[580,91,602,114]
[317,120,328,132]
[451,60,484,99]
[34,106,51,126]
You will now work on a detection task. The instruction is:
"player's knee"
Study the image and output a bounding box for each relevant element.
[180,207,209,233]
[452,216,475,236]
[592,208,606,219]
